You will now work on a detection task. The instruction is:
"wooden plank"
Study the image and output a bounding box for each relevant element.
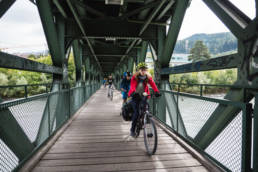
[42,149,188,160]
[32,88,208,172]
[38,153,194,166]
[33,159,201,172]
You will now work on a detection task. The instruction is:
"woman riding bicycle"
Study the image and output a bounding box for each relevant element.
[128,62,161,137]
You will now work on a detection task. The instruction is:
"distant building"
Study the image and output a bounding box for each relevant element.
[170,53,191,67]
[145,53,191,69]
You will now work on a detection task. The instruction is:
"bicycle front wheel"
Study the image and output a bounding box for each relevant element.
[143,117,158,155]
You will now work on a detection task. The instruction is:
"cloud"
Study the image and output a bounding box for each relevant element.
[176,0,255,40]
[0,0,47,52]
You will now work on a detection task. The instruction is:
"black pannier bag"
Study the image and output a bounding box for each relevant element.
[122,99,134,121]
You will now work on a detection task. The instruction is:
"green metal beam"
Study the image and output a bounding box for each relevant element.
[37,0,63,67]
[66,0,102,72]
[0,52,62,74]
[160,0,189,66]
[0,0,15,19]
[139,41,148,62]
[73,40,83,81]
[53,0,67,18]
[161,53,240,75]
[66,19,157,40]
[203,0,250,40]
[74,1,106,17]
[253,94,258,172]
[120,1,161,19]
[127,57,134,73]
[0,109,34,160]
[155,0,175,21]
[194,88,253,149]
[163,82,187,137]
[139,0,167,35]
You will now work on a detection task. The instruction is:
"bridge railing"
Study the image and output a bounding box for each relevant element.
[150,87,252,172]
[0,83,100,172]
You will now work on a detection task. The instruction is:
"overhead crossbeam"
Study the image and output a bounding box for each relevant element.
[66,19,157,40]
[53,0,67,18]
[120,1,161,19]
[74,0,106,17]
[66,0,102,72]
[139,0,167,35]
[155,0,175,21]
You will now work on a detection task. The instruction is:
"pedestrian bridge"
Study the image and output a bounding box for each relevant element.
[1,0,258,171]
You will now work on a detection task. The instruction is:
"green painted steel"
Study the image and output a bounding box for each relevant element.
[164,82,187,137]
[0,83,100,171]
[160,0,190,66]
[161,53,240,75]
[193,88,253,149]
[152,88,253,171]
[139,41,148,63]
[1,0,258,171]
[127,58,134,73]
[254,94,258,172]
[203,0,249,41]
[36,0,63,67]
[0,109,34,160]
[73,40,83,81]
[0,52,62,74]
[0,0,15,18]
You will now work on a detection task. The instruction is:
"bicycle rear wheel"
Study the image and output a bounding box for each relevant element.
[110,90,113,101]
[143,117,157,155]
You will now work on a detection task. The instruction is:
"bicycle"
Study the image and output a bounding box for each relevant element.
[134,93,159,156]
[107,85,113,101]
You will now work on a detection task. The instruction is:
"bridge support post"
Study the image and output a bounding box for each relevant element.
[128,57,134,73]
[73,40,83,85]
[254,94,258,172]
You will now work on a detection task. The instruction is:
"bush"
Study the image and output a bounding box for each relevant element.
[169,69,237,94]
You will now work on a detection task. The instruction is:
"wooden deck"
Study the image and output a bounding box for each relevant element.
[32,87,209,172]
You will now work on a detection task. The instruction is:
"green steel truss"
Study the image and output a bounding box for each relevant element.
[1,0,258,171]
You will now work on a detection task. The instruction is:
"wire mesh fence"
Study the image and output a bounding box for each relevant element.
[206,112,243,172]
[9,97,48,142]
[152,89,251,172]
[0,83,100,171]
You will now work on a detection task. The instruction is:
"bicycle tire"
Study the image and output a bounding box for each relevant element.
[143,117,158,155]
[110,90,113,101]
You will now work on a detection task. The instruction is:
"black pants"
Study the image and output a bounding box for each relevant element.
[130,97,147,133]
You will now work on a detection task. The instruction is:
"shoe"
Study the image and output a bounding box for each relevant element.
[130,131,136,138]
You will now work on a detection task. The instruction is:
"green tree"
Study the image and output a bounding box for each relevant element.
[28,54,36,59]
[188,40,211,62]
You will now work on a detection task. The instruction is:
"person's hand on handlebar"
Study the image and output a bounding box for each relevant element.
[154,92,161,97]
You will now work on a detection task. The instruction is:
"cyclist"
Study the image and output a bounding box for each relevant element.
[120,72,131,104]
[128,62,161,137]
[102,78,106,87]
[107,75,113,97]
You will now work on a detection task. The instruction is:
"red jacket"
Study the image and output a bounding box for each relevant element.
[128,74,159,98]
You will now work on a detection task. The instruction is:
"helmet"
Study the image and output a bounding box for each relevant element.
[136,62,148,70]
[123,72,127,78]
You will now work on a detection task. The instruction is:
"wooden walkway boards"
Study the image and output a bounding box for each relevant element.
[32,87,209,172]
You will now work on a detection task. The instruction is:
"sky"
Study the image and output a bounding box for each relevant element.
[0,0,256,53]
